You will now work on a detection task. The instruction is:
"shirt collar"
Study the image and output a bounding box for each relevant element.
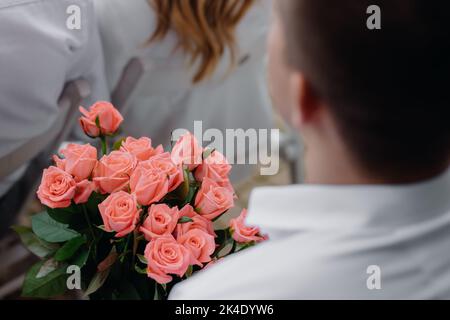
[247,168,450,233]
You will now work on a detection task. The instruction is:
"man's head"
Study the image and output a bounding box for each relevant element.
[268,0,450,183]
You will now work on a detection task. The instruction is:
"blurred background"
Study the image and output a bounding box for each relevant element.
[0,0,304,299]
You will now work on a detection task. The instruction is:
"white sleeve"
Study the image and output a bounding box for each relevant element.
[68,0,110,140]
[68,0,109,106]
[94,0,156,91]
[0,0,109,158]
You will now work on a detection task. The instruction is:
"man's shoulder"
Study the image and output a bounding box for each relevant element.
[170,232,377,299]
[169,239,288,299]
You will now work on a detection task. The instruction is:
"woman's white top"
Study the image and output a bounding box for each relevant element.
[171,168,450,299]
[95,0,274,182]
[0,0,108,196]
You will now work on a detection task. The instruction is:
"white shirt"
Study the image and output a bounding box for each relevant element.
[94,0,274,183]
[0,0,108,196]
[170,168,450,299]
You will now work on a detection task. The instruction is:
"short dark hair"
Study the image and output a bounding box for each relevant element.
[279,0,450,182]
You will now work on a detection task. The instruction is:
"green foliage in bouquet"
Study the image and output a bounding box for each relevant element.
[13,102,267,300]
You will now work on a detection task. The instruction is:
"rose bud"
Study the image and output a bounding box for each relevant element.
[230,209,268,244]
[79,101,123,137]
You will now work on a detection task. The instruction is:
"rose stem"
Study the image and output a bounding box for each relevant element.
[82,204,98,260]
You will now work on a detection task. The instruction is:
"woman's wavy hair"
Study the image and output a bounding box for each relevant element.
[148,0,255,83]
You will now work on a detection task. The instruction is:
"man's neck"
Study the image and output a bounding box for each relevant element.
[304,154,383,185]
[303,146,450,185]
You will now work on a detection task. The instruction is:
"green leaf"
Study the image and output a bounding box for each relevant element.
[215,229,230,244]
[12,226,59,258]
[84,268,111,297]
[186,185,199,205]
[184,177,199,206]
[54,236,86,262]
[36,258,59,279]
[32,212,80,243]
[46,205,77,225]
[95,224,113,233]
[178,216,194,224]
[95,115,101,129]
[113,137,126,151]
[152,283,167,300]
[154,285,161,300]
[170,169,199,206]
[86,193,107,225]
[178,169,191,200]
[136,254,147,265]
[235,242,254,252]
[134,264,147,275]
[185,265,193,278]
[213,228,233,258]
[71,247,90,268]
[22,260,68,298]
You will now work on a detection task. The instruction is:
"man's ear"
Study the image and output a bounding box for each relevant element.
[296,74,322,125]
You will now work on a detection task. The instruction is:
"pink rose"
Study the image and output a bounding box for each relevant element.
[175,205,216,238]
[37,166,76,209]
[120,137,163,162]
[144,236,194,284]
[79,101,123,137]
[53,143,97,182]
[140,153,183,192]
[93,151,137,194]
[74,180,96,204]
[195,149,233,193]
[194,177,234,220]
[139,204,180,241]
[130,163,169,206]
[177,229,215,266]
[53,155,66,171]
[230,209,268,243]
[171,132,203,170]
[98,191,141,237]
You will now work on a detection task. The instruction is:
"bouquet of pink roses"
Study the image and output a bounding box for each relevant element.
[13,102,266,300]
